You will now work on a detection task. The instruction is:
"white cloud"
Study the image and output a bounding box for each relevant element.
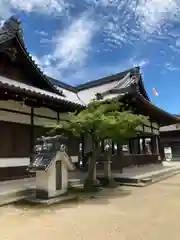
[165,62,180,72]
[85,0,180,49]
[176,38,180,47]
[35,30,48,36]
[0,0,68,18]
[0,3,11,19]
[0,19,5,27]
[134,0,180,34]
[31,54,59,77]
[6,0,179,83]
[53,13,97,69]
[30,12,97,79]
[31,54,42,67]
[59,61,129,85]
[58,57,149,85]
[129,58,149,68]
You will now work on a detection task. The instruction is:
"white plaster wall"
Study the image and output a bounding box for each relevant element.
[78,80,121,104]
[0,100,58,119]
[36,171,49,192]
[0,110,58,126]
[71,156,78,163]
[0,100,30,114]
[0,158,30,167]
[33,116,57,127]
[144,126,151,133]
[34,107,57,119]
[0,100,73,127]
[0,109,30,124]
[0,100,58,127]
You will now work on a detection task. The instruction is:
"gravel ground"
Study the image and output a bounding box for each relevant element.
[1,174,180,240]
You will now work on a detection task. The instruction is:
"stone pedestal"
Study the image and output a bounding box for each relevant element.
[35,151,75,199]
[103,160,112,179]
[103,160,117,187]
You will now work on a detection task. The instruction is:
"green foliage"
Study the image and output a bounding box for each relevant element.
[49,99,148,143]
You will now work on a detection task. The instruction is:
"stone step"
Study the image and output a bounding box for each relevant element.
[118,168,180,187]
[26,194,77,205]
[68,179,82,188]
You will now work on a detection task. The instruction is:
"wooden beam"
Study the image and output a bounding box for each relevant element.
[30,107,34,163]
[57,111,60,123]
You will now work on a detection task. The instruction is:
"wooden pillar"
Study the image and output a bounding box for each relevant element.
[142,137,146,154]
[101,139,105,153]
[81,136,85,158]
[111,141,115,155]
[30,107,34,163]
[129,139,137,154]
[157,136,160,155]
[131,138,139,154]
[133,138,140,154]
[152,136,160,155]
[80,135,85,167]
[117,143,123,171]
[151,136,158,154]
[129,139,132,154]
[57,112,60,123]
[130,139,134,154]
[151,136,155,154]
[138,138,141,154]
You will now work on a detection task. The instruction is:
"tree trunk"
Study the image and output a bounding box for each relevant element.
[84,142,100,191]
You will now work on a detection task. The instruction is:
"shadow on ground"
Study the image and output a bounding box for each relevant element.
[12,186,132,214]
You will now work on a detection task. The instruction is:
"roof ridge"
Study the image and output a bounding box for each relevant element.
[47,76,78,93]
[15,34,63,95]
[0,16,24,42]
[0,16,59,95]
[76,67,140,91]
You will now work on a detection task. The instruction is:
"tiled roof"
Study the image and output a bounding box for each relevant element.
[0,76,84,107]
[47,69,142,105]
[76,67,140,90]
[76,72,138,104]
[48,76,77,93]
[0,16,23,44]
[28,135,69,171]
[0,17,60,95]
[0,17,145,106]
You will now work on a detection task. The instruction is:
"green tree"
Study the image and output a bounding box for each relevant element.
[49,99,148,191]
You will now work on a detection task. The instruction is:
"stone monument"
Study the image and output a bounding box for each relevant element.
[28,135,75,201]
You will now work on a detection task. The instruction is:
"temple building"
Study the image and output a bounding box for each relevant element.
[70,68,179,170]
[160,121,180,161]
[0,16,178,180]
[0,17,82,180]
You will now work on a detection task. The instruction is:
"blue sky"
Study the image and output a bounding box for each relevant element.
[0,0,180,113]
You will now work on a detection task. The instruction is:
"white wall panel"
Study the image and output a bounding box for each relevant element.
[0,158,30,167]
[34,116,57,127]
[0,100,30,114]
[0,110,30,124]
[34,107,57,119]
